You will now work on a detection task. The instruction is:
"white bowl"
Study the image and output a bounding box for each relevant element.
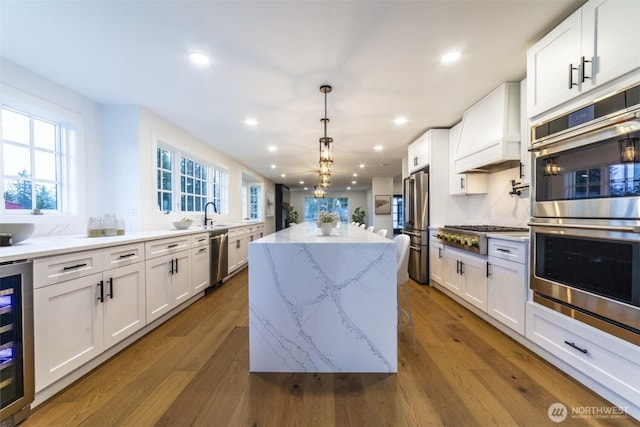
[0,223,35,244]
[172,221,193,230]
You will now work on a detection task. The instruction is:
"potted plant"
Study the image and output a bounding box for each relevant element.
[352,206,366,225]
[286,206,299,227]
[316,210,339,235]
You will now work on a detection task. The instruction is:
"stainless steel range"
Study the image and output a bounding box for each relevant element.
[436,225,529,254]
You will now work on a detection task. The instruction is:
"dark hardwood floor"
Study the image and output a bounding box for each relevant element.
[23,268,637,426]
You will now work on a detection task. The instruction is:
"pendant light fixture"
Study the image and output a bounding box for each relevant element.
[319,85,334,165]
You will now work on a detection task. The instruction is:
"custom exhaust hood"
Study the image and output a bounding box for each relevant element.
[453,82,521,173]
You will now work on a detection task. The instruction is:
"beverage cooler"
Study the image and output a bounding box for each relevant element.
[0,260,34,426]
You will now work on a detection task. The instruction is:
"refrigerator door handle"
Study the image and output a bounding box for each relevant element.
[409,244,421,251]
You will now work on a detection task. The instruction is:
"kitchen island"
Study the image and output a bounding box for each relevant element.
[248,223,397,373]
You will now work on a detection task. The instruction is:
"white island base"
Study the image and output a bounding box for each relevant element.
[248,223,397,373]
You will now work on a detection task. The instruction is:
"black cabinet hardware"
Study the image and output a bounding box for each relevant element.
[175,258,179,273]
[169,259,174,275]
[564,340,588,354]
[97,280,104,302]
[486,262,491,277]
[167,244,179,249]
[63,263,87,271]
[568,63,578,89]
[118,253,136,259]
[581,56,591,82]
[107,278,114,299]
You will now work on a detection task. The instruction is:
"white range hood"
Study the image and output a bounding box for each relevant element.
[453,82,521,173]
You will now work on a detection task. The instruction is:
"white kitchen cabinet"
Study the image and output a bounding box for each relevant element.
[34,272,104,391]
[145,236,191,322]
[487,238,528,335]
[408,129,445,173]
[526,302,640,411]
[519,79,531,185]
[442,247,488,311]
[191,233,210,294]
[228,226,253,272]
[34,243,146,391]
[448,122,488,195]
[429,232,444,285]
[527,0,640,118]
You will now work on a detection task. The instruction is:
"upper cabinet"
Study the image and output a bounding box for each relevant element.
[453,82,521,174]
[527,0,640,118]
[449,122,488,196]
[408,130,435,173]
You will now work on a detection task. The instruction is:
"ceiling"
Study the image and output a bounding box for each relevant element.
[0,0,582,192]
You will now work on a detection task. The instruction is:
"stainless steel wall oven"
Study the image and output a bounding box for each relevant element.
[530,82,640,346]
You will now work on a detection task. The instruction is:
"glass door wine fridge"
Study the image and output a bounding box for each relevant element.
[0,260,33,426]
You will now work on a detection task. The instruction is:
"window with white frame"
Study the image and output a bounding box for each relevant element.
[156,144,227,214]
[249,184,260,220]
[1,106,70,213]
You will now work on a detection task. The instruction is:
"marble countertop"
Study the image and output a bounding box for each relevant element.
[0,221,262,263]
[486,232,530,242]
[254,223,390,244]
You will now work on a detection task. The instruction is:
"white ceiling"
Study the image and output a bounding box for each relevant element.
[0,0,582,192]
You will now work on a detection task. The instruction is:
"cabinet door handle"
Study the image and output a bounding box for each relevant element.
[486,262,491,277]
[460,261,464,275]
[519,162,524,179]
[564,340,588,354]
[107,277,114,299]
[97,280,104,303]
[236,240,240,249]
[568,63,578,89]
[169,259,174,275]
[118,253,136,259]
[438,247,442,258]
[580,56,592,82]
[175,258,179,274]
[63,263,87,271]
[460,177,464,190]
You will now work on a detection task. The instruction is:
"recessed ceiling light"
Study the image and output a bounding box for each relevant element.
[303,187,308,190]
[245,118,258,127]
[299,180,304,185]
[189,52,211,65]
[281,173,286,178]
[268,146,277,152]
[374,145,383,151]
[270,164,276,169]
[352,180,357,184]
[352,173,358,177]
[441,51,461,64]
[359,163,365,169]
[347,187,351,190]
[394,116,408,125]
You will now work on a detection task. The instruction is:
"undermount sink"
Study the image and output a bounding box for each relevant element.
[0,223,35,244]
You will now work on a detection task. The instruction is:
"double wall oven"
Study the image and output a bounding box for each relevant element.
[529,82,640,346]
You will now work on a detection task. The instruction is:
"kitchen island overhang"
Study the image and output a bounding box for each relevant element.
[248,223,397,373]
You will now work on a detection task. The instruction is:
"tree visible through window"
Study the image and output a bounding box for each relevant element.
[2,107,61,211]
[303,197,349,223]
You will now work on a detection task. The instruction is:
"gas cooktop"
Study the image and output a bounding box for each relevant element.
[437,225,529,254]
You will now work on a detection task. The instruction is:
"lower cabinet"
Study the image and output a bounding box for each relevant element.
[34,260,146,391]
[429,240,444,285]
[228,226,255,273]
[191,244,210,293]
[145,250,191,323]
[442,247,488,311]
[526,302,640,409]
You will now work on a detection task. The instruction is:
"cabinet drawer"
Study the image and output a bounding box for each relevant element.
[145,236,191,260]
[488,238,527,264]
[102,243,145,270]
[526,302,640,404]
[191,233,209,248]
[34,250,103,288]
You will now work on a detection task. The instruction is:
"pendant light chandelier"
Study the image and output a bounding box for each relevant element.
[315,84,333,198]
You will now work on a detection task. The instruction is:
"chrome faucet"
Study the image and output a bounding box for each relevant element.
[203,201,218,226]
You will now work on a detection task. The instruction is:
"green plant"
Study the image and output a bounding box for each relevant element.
[286,206,299,226]
[351,206,366,224]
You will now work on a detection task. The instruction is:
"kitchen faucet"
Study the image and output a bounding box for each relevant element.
[203,201,218,226]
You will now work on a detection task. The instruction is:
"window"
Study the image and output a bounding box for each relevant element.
[156,144,228,214]
[249,185,260,220]
[1,107,67,212]
[393,195,403,230]
[304,197,349,222]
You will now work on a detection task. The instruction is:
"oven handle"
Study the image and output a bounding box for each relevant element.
[529,222,640,233]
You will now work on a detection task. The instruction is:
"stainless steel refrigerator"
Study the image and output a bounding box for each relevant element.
[402,168,429,284]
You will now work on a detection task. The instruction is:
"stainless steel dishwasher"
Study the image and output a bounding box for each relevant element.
[208,229,228,290]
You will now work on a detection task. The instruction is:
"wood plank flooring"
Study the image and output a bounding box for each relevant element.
[23,268,638,427]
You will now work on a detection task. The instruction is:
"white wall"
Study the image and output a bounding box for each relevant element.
[1,59,277,236]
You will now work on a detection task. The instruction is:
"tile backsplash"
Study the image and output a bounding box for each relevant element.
[467,167,530,227]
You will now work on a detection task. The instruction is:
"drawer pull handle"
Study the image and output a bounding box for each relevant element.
[118,253,136,259]
[64,263,87,271]
[198,238,207,242]
[198,248,207,253]
[167,244,179,249]
[564,340,588,354]
[496,248,511,253]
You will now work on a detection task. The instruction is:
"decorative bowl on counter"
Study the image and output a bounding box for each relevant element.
[0,223,35,244]
[172,220,193,230]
